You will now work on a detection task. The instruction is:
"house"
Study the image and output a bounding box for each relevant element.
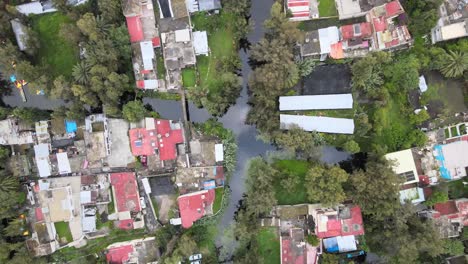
[26,176,83,256]
[186,0,222,13]
[431,0,468,44]
[318,26,340,59]
[10,19,29,51]
[34,144,51,178]
[122,0,162,90]
[280,114,355,134]
[129,118,184,161]
[281,228,318,264]
[177,189,215,228]
[310,204,365,239]
[105,237,160,264]
[420,198,468,238]
[432,19,468,43]
[193,31,209,56]
[385,149,426,204]
[110,172,145,230]
[433,138,468,180]
[335,0,390,20]
[279,94,353,111]
[16,0,88,15]
[285,0,319,21]
[300,30,321,58]
[0,118,34,145]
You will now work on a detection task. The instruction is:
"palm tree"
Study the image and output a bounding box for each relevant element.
[440,50,468,78]
[96,15,111,35]
[72,61,91,85]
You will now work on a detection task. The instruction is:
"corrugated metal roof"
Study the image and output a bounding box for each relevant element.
[199,0,221,11]
[175,29,191,42]
[193,31,209,55]
[280,114,354,134]
[140,41,155,70]
[318,26,339,54]
[10,19,28,51]
[57,152,71,174]
[279,94,353,111]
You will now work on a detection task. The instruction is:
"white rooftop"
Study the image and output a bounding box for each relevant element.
[280,114,355,134]
[56,152,71,175]
[385,149,419,185]
[335,0,363,19]
[16,2,46,15]
[175,29,191,42]
[140,41,155,71]
[318,26,340,54]
[193,31,209,55]
[10,19,28,51]
[215,144,223,162]
[419,75,428,93]
[439,140,468,179]
[279,94,353,111]
[441,20,468,41]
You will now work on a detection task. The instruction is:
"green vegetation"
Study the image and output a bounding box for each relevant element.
[31,13,79,77]
[213,187,225,214]
[52,229,146,262]
[187,12,242,116]
[108,188,115,214]
[257,228,280,264]
[450,126,459,137]
[460,123,467,134]
[444,128,450,138]
[318,0,338,17]
[272,160,310,205]
[301,108,355,119]
[182,67,196,88]
[298,16,366,31]
[421,77,467,117]
[448,179,468,199]
[306,234,319,246]
[54,221,73,243]
[151,196,159,218]
[156,49,166,79]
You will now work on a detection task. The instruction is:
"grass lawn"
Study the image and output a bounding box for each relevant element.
[54,221,73,243]
[31,13,79,78]
[182,67,197,88]
[213,187,224,214]
[272,160,311,205]
[257,228,280,264]
[423,72,467,114]
[318,0,338,17]
[448,179,468,199]
[191,12,236,93]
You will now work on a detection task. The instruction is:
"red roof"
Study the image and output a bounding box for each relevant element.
[281,237,306,264]
[177,189,215,228]
[106,245,134,264]
[434,201,458,216]
[419,175,430,186]
[152,37,161,47]
[126,16,144,43]
[373,17,387,32]
[129,119,184,160]
[110,173,141,213]
[35,208,44,222]
[340,23,373,40]
[316,205,365,238]
[330,42,344,59]
[118,219,134,230]
[385,1,403,17]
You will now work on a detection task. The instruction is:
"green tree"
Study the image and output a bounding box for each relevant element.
[66,103,87,121]
[59,23,82,46]
[409,109,430,125]
[72,61,91,85]
[342,140,360,154]
[0,107,10,120]
[11,108,49,125]
[77,13,100,41]
[440,50,468,78]
[425,190,449,207]
[298,58,317,77]
[274,126,323,160]
[50,75,73,100]
[351,52,392,99]
[442,239,464,256]
[245,158,277,216]
[349,156,403,220]
[0,176,20,218]
[122,101,147,122]
[320,253,339,264]
[404,0,444,37]
[98,0,122,23]
[305,165,348,206]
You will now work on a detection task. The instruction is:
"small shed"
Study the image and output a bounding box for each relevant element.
[419,75,428,93]
[214,144,223,162]
[193,31,209,55]
[10,19,28,51]
[57,152,71,174]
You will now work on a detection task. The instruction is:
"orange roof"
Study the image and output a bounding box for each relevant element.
[330,42,344,59]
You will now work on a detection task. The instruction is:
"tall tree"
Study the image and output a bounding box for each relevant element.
[440,50,468,78]
[72,61,91,85]
[305,165,348,206]
[245,158,277,217]
[122,101,147,122]
[349,155,403,220]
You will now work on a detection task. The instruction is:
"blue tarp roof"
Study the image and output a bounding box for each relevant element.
[203,180,216,190]
[65,120,77,133]
[434,145,451,180]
